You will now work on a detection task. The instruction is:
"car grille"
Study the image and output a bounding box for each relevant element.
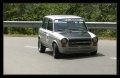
[68,39,91,46]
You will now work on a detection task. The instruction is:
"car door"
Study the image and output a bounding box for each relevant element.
[45,19,53,49]
[40,18,48,46]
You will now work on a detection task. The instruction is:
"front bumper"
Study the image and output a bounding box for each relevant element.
[59,46,97,54]
[58,43,98,54]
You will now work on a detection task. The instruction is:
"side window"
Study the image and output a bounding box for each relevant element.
[47,19,53,31]
[42,18,48,29]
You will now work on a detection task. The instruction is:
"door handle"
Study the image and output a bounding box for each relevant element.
[44,32,46,33]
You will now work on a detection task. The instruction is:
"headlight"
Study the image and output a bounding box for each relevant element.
[92,37,98,43]
[61,38,68,44]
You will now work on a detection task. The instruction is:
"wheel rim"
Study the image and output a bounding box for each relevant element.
[38,39,41,51]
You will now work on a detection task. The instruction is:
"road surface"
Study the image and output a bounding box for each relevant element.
[3,36,117,75]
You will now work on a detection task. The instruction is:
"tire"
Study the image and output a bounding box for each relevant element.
[53,43,60,59]
[38,38,46,53]
[90,50,97,55]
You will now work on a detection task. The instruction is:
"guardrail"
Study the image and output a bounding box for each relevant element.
[3,21,117,34]
[86,22,116,29]
[4,21,42,28]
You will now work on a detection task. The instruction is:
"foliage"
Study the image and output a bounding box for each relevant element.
[3,3,117,38]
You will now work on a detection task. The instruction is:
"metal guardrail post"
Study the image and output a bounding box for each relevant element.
[94,29,96,35]
[32,28,34,35]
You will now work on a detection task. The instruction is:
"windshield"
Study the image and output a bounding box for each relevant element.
[54,18,87,32]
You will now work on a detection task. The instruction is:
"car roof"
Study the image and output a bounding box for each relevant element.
[44,15,82,20]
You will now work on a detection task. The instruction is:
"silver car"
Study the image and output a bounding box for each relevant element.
[38,15,98,59]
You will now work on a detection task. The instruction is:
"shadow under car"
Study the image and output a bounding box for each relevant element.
[45,50,105,59]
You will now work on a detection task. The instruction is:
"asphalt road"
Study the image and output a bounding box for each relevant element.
[3,36,117,75]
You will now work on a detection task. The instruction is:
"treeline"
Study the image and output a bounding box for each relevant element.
[3,3,117,37]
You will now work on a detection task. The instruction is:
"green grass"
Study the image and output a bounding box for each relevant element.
[4,34,38,37]
[98,37,116,40]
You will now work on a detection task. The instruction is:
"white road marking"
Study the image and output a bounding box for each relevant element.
[24,46,37,48]
[110,57,116,60]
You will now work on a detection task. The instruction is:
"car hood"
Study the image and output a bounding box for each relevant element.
[59,31,91,40]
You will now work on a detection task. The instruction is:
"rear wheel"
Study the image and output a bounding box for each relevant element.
[38,38,46,53]
[53,43,60,59]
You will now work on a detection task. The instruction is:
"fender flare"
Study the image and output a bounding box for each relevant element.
[52,40,59,49]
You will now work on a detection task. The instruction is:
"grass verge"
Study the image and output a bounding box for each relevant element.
[4,34,38,37]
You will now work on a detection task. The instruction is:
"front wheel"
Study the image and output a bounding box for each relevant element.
[90,50,97,55]
[53,43,60,59]
[38,38,46,53]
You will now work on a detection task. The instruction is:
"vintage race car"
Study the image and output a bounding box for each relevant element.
[38,15,98,59]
